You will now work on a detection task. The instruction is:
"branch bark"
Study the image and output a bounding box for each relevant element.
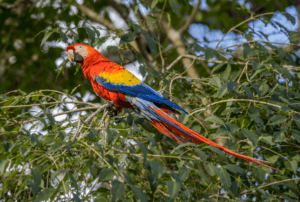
[73,2,141,54]
[178,0,201,34]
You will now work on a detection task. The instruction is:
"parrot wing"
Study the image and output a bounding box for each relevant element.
[94,65,187,114]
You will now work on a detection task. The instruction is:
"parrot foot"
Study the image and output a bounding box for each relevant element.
[107,105,120,118]
[81,102,115,124]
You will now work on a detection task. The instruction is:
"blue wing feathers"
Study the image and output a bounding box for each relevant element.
[95,75,187,114]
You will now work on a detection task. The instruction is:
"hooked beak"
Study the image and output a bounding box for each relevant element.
[73,50,84,63]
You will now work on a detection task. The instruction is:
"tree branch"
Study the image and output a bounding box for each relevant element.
[178,0,201,33]
[107,0,129,22]
[166,54,300,70]
[190,98,300,116]
[215,12,276,49]
[75,2,116,31]
[73,2,141,53]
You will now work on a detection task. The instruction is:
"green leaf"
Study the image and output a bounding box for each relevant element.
[167,180,181,200]
[204,163,216,176]
[249,113,264,126]
[72,192,81,202]
[46,113,55,126]
[288,31,300,43]
[107,128,118,145]
[194,148,207,163]
[205,48,218,61]
[220,64,231,80]
[55,60,68,82]
[27,180,38,196]
[145,34,157,57]
[40,29,56,47]
[147,174,158,193]
[98,168,115,182]
[48,141,65,153]
[241,85,254,99]
[67,172,79,192]
[266,155,279,163]
[85,25,95,44]
[169,0,181,15]
[120,32,136,43]
[260,136,274,146]
[267,115,287,125]
[130,185,148,202]
[195,170,211,184]
[138,140,147,162]
[178,167,189,182]
[34,116,48,128]
[192,125,201,133]
[95,143,104,157]
[171,142,197,154]
[107,46,118,53]
[31,168,42,187]
[0,159,8,174]
[223,164,246,176]
[241,129,258,146]
[34,188,56,202]
[59,29,68,43]
[209,76,221,87]
[293,114,300,129]
[151,0,159,9]
[111,180,126,202]
[204,115,224,125]
[292,133,300,143]
[252,167,266,183]
[92,26,100,37]
[284,160,298,173]
[284,12,296,25]
[217,84,228,98]
[178,113,189,124]
[205,146,228,162]
[150,161,166,179]
[259,82,269,96]
[274,131,286,143]
[216,167,231,189]
[212,61,226,73]
[20,147,30,157]
[136,52,145,64]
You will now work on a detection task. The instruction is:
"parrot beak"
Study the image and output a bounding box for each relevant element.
[73,50,84,64]
[67,49,84,64]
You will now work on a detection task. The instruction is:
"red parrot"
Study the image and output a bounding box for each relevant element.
[66,43,276,170]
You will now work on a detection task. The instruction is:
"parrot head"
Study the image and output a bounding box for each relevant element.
[66,44,96,64]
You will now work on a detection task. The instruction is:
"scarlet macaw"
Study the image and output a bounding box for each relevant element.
[66,43,276,170]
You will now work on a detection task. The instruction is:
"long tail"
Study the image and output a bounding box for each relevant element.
[130,97,277,170]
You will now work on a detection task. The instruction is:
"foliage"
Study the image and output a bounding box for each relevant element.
[1,0,300,201]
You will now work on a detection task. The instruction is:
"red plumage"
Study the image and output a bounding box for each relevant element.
[66,44,277,170]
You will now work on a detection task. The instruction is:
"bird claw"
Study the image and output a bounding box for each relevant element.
[107,105,119,118]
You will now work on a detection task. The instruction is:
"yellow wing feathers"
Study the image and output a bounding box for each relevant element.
[98,67,141,85]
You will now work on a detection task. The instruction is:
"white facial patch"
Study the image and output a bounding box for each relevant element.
[67,49,74,62]
[74,45,88,59]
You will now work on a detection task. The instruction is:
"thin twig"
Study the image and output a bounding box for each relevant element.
[237,61,249,84]
[1,101,98,109]
[178,0,201,33]
[215,12,275,49]
[166,54,300,70]
[217,40,300,52]
[242,177,300,194]
[190,98,300,116]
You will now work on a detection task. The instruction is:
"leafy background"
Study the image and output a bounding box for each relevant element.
[1,0,300,201]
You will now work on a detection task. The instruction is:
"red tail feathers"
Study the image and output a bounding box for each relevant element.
[149,106,277,170]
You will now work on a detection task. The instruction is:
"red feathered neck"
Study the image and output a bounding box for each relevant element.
[66,43,111,78]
